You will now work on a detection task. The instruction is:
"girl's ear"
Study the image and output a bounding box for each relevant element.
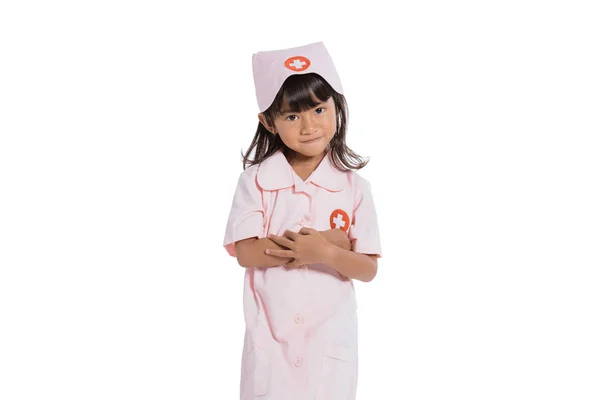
[258,113,276,135]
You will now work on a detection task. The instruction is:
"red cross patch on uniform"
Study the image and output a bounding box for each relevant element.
[329,209,350,232]
[284,56,311,72]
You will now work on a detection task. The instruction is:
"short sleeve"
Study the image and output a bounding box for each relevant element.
[223,168,265,257]
[348,175,382,258]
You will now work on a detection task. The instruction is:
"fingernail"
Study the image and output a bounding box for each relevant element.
[265,249,270,255]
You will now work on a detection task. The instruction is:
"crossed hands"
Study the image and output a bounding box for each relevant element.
[266,227,346,269]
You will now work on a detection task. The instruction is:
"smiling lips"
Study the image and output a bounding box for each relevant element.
[301,137,321,144]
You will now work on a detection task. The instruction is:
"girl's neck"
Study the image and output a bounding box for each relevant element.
[284,149,327,181]
[285,149,326,167]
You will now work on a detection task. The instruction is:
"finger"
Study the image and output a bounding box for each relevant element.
[268,234,295,249]
[265,249,295,258]
[285,261,303,269]
[298,227,316,235]
[283,230,300,240]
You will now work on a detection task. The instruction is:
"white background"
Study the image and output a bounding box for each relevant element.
[1,0,599,399]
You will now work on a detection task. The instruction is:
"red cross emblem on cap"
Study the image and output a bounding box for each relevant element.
[329,209,350,232]
[284,56,311,72]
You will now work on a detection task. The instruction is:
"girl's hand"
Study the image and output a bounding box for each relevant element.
[323,228,352,251]
[266,228,334,268]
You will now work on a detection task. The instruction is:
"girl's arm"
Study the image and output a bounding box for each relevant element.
[265,228,378,282]
[322,245,378,283]
[235,237,293,268]
[235,229,351,268]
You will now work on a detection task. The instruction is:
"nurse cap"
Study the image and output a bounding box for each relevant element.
[252,41,344,112]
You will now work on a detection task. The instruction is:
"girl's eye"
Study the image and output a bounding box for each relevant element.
[315,107,324,114]
[286,115,298,121]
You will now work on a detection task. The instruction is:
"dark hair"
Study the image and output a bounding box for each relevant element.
[241,73,369,171]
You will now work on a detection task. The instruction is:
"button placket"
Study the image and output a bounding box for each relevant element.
[291,312,305,369]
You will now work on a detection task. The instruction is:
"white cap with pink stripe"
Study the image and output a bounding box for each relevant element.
[252,41,344,112]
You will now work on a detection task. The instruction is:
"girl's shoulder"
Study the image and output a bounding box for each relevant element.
[347,169,372,188]
[238,151,291,192]
[233,162,259,183]
[239,162,261,178]
[344,170,377,202]
[238,149,280,180]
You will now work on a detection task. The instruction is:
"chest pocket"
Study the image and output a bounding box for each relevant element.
[319,184,354,230]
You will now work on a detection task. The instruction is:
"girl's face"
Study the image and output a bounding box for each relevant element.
[259,96,337,161]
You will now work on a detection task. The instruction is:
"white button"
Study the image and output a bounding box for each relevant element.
[294,357,303,367]
[299,217,306,225]
[294,314,303,324]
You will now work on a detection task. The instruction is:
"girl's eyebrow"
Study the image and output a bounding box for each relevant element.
[281,102,327,114]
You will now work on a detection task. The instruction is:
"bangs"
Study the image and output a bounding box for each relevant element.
[270,73,336,115]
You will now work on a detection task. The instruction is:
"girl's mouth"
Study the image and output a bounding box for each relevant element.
[301,137,321,144]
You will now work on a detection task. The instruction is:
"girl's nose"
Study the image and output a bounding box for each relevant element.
[300,115,317,134]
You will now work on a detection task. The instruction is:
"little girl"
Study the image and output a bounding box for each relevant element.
[223,41,382,400]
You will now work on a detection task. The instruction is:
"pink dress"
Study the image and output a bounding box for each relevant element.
[223,149,382,399]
